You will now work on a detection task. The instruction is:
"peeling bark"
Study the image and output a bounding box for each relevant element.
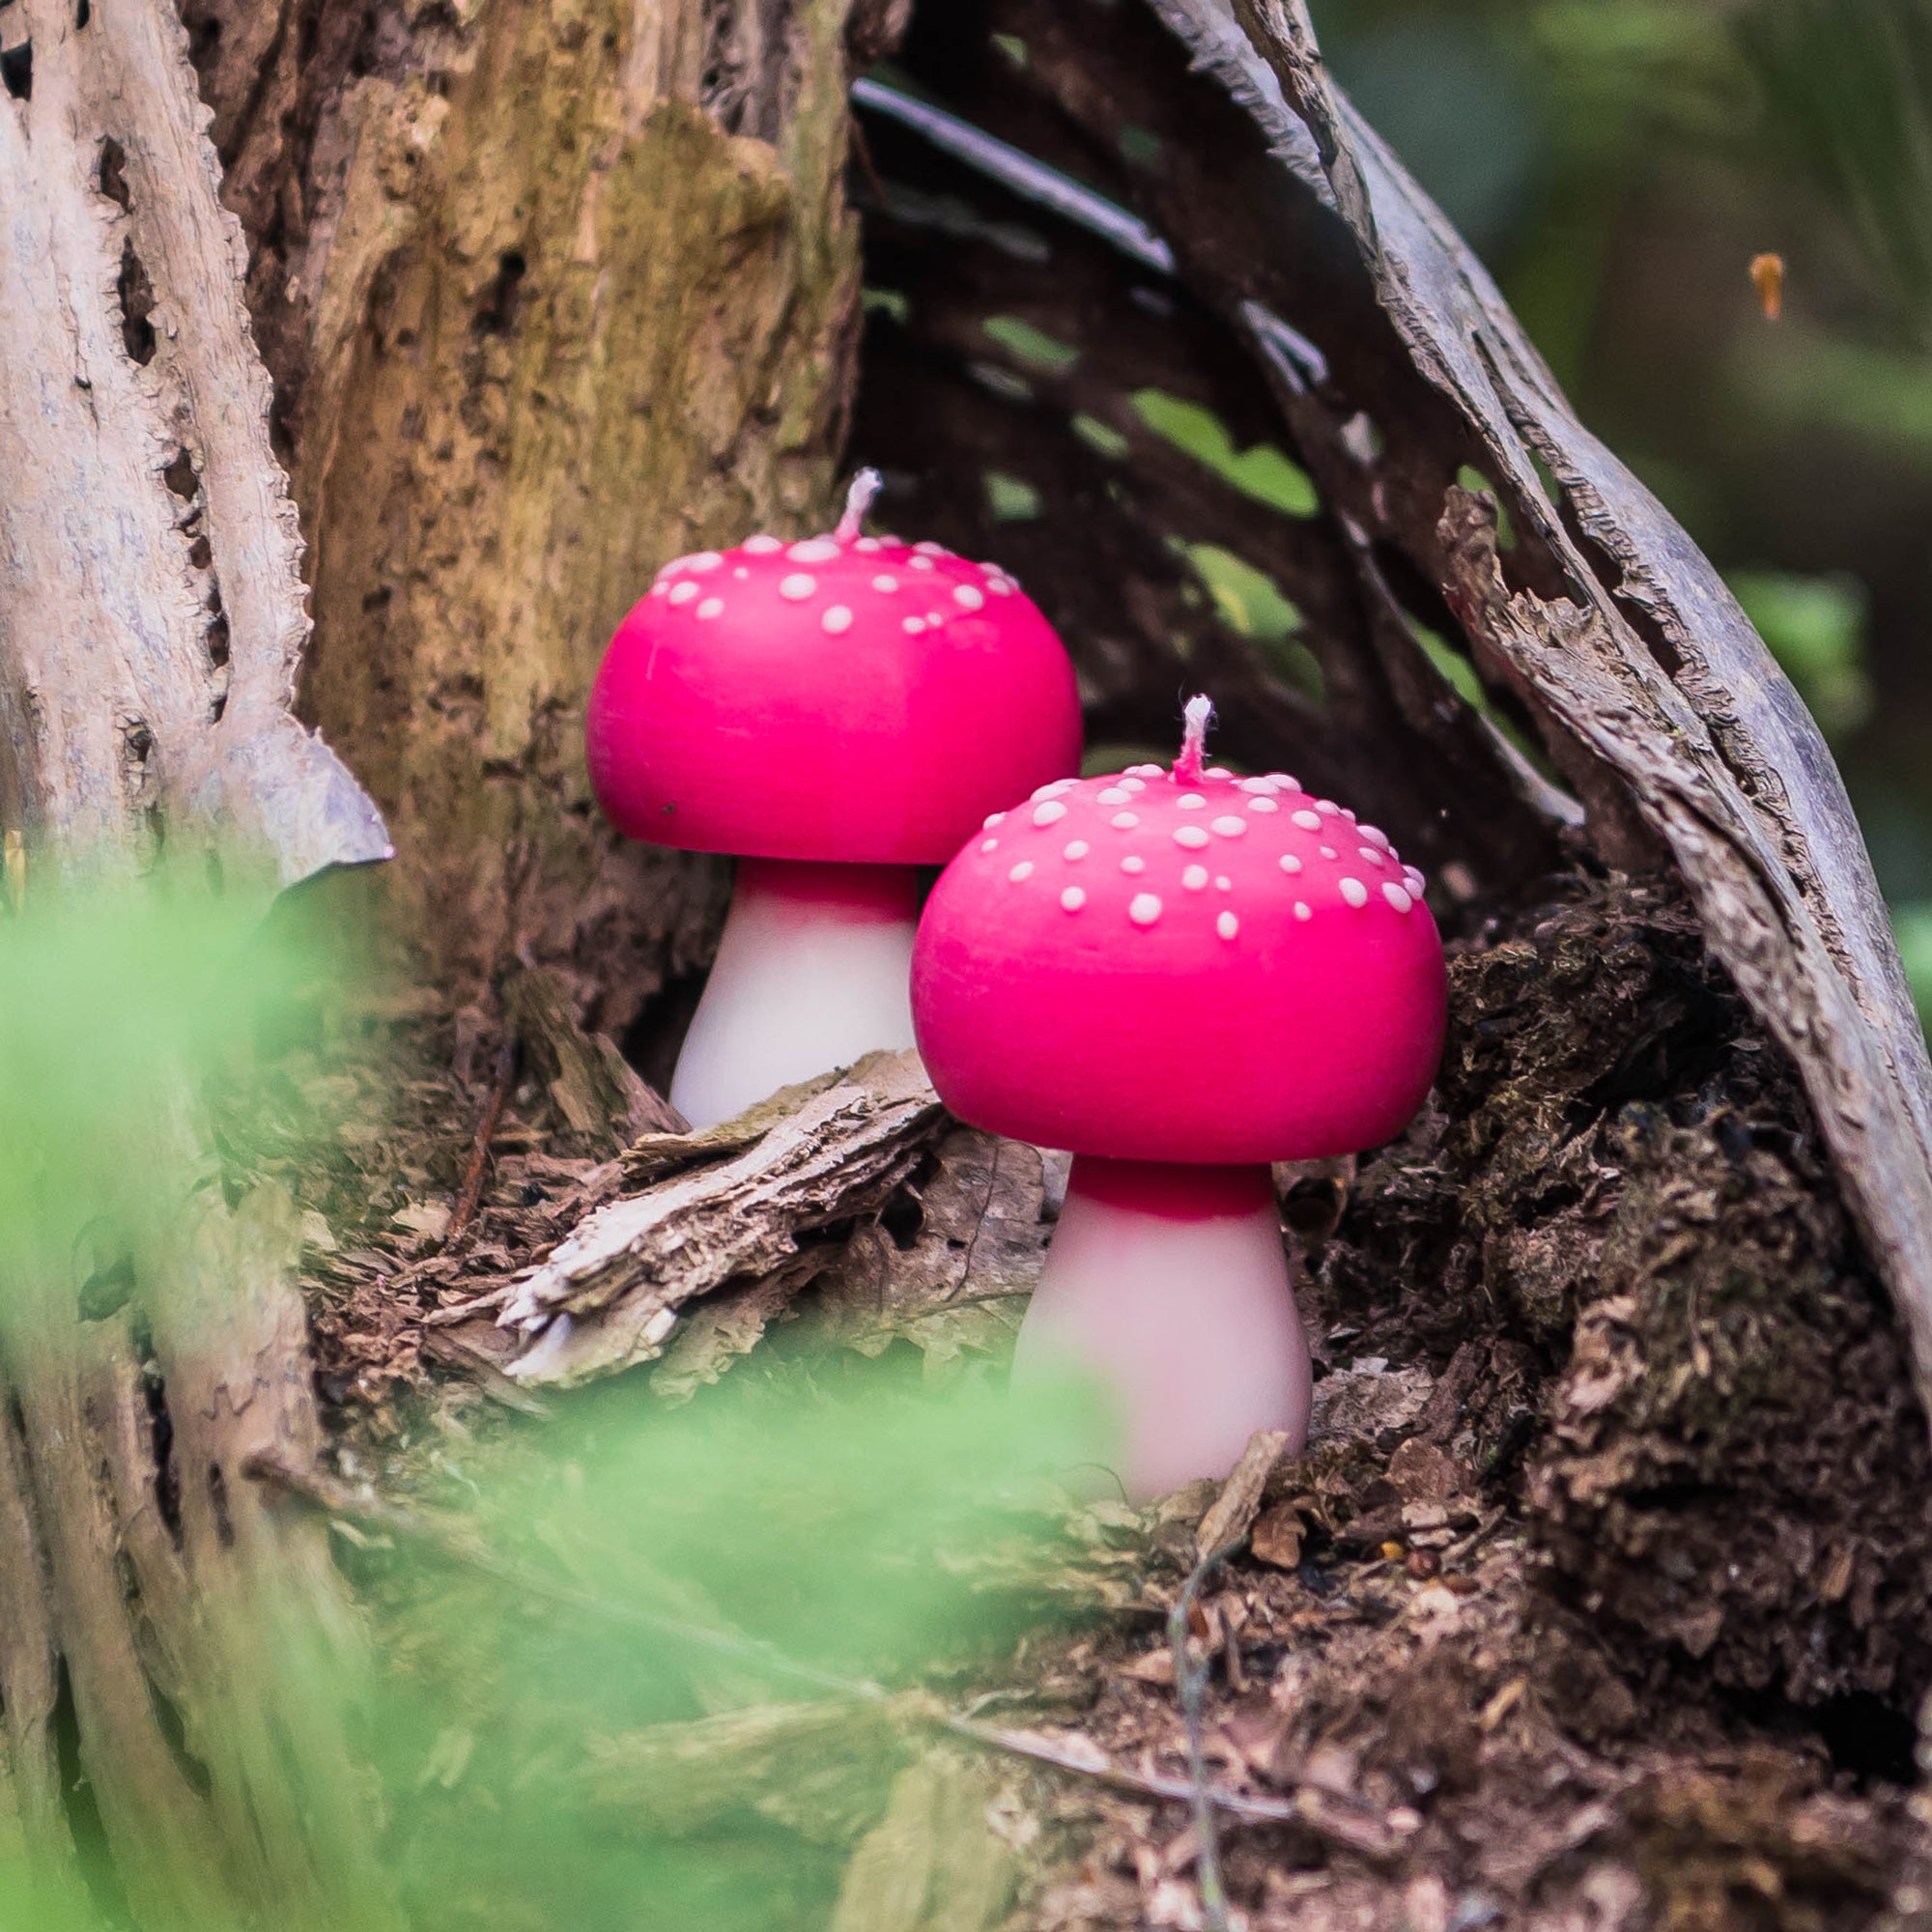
[0,1,393,1922]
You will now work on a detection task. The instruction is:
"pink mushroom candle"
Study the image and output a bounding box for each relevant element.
[587,474,1082,1127]
[911,697,1446,1497]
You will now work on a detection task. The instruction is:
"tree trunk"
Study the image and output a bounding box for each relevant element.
[183,0,888,1016]
[0,0,395,1922]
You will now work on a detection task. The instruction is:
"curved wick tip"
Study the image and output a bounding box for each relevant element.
[837,468,884,541]
[1175,694,1213,782]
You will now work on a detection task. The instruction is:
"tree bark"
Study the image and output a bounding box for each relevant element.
[182,0,885,1016]
[0,0,397,1923]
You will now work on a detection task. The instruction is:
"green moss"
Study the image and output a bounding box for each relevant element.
[862,287,909,324]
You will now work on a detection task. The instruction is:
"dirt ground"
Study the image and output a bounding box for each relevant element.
[237,865,1932,1932]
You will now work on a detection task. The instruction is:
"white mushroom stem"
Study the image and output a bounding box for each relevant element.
[1010,1157,1312,1500]
[668,858,920,1128]
[835,468,884,542]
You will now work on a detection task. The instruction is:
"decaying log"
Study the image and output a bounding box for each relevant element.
[0,2,393,1922]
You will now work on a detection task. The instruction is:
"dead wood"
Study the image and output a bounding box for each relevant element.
[0,2,396,1921]
[485,1052,947,1387]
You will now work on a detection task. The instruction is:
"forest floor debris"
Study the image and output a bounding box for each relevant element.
[235,870,1932,1931]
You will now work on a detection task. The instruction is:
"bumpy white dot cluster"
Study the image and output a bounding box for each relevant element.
[646,526,1021,640]
[967,766,1427,941]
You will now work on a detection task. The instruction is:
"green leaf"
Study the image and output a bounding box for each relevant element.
[1727,567,1873,738]
[1130,390,1320,516]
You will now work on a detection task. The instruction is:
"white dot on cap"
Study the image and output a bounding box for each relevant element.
[1172,825,1210,849]
[1294,901,1312,921]
[911,555,935,572]
[1237,778,1280,795]
[1247,796,1279,813]
[1340,877,1369,907]
[1320,845,1338,860]
[871,575,899,593]
[1177,793,1206,810]
[926,611,944,626]
[1009,862,1035,883]
[1358,846,1385,867]
[1061,887,1087,913]
[1181,865,1208,892]
[1362,825,1392,849]
[1128,894,1162,926]
[1383,882,1414,913]
[1111,811,1140,829]
[1210,815,1247,838]
[1206,766,1232,779]
[733,566,749,579]
[1096,787,1131,807]
[1032,779,1077,800]
[914,540,948,555]
[1064,839,1090,861]
[1121,855,1146,875]
[983,810,1006,828]
[696,597,724,619]
[984,577,1014,595]
[668,581,698,605]
[1120,777,1148,793]
[1292,810,1322,831]
[953,583,985,611]
[684,551,723,572]
[855,537,881,553]
[649,582,669,597]
[980,838,998,853]
[779,574,816,601]
[903,617,926,635]
[1127,764,1163,778]
[822,605,853,634]
[1215,875,1232,891]
[788,538,839,563]
[1217,912,1239,941]
[1317,800,1342,816]
[1033,801,1067,826]
[1405,867,1426,895]
[743,534,781,554]
[1279,853,1303,874]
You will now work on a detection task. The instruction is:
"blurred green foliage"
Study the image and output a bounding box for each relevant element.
[1314,0,1932,1029]
[0,879,1112,1932]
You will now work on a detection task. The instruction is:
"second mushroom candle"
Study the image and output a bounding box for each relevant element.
[586,474,1081,1127]
[912,698,1448,1498]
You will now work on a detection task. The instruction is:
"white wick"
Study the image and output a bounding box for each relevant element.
[1176,694,1213,781]
[836,468,884,542]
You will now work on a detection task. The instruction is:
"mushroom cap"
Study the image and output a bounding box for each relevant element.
[911,766,1447,1164]
[586,530,1082,865]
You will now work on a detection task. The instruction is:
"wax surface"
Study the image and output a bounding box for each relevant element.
[588,532,1081,865]
[913,765,1447,1164]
